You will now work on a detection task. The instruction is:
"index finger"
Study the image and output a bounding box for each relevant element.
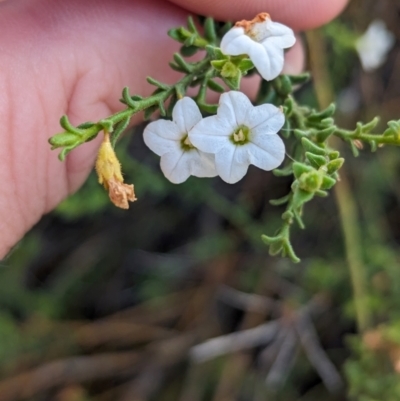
[166,0,349,30]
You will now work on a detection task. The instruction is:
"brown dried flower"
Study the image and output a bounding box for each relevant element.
[95,132,136,209]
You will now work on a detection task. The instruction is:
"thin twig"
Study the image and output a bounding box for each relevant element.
[295,311,343,392]
[0,352,140,401]
[217,285,281,315]
[190,321,279,363]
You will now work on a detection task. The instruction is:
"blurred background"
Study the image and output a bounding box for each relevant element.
[1,0,400,400]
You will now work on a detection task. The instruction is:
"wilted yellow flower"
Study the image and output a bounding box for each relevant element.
[95,132,136,209]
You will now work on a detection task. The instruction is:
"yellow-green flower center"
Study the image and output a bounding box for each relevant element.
[230,125,250,145]
[181,134,195,151]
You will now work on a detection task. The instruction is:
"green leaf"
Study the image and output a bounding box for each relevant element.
[292,188,314,208]
[294,129,310,139]
[305,152,326,168]
[360,116,379,132]
[206,45,227,60]
[166,94,178,117]
[144,105,158,120]
[177,27,192,39]
[168,28,186,43]
[219,21,233,36]
[349,140,360,157]
[180,45,198,57]
[184,35,196,47]
[320,175,336,190]
[76,121,95,129]
[173,53,193,73]
[282,241,301,263]
[237,59,254,73]
[270,194,290,206]
[287,72,310,85]
[59,144,80,161]
[59,115,83,135]
[283,96,295,117]
[121,87,138,109]
[48,132,80,149]
[211,60,226,71]
[328,151,340,160]
[187,16,199,34]
[282,211,294,221]
[169,62,187,73]
[198,101,218,114]
[222,73,241,90]
[261,235,284,255]
[269,239,284,256]
[308,103,336,122]
[384,120,400,136]
[326,158,344,174]
[281,119,291,139]
[146,77,169,90]
[320,117,334,127]
[292,162,313,179]
[301,137,327,155]
[273,75,292,96]
[111,117,131,147]
[158,100,167,117]
[207,79,225,93]
[315,126,336,142]
[273,164,293,177]
[204,17,217,43]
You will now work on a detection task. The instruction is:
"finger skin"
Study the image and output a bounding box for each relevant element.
[166,0,349,30]
[0,0,189,257]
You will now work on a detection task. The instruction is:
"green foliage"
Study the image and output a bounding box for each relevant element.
[346,327,400,401]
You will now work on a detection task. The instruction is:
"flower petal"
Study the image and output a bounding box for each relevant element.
[189,115,232,154]
[261,21,296,49]
[218,91,253,126]
[215,145,249,184]
[160,149,217,184]
[246,104,285,134]
[172,97,203,133]
[160,150,190,184]
[248,43,284,81]
[143,120,182,156]
[220,27,256,56]
[191,151,218,178]
[246,134,285,170]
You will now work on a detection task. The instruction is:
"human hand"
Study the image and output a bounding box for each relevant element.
[0,0,348,258]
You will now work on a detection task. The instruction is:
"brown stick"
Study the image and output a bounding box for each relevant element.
[0,352,140,401]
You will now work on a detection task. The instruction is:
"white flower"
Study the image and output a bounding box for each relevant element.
[143,97,217,184]
[189,91,285,184]
[220,13,296,81]
[355,20,395,72]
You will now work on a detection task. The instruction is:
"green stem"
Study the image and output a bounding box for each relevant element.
[54,57,212,147]
[335,128,400,146]
[306,29,370,332]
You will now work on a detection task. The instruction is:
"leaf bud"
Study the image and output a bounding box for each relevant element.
[298,170,323,192]
[326,158,344,174]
